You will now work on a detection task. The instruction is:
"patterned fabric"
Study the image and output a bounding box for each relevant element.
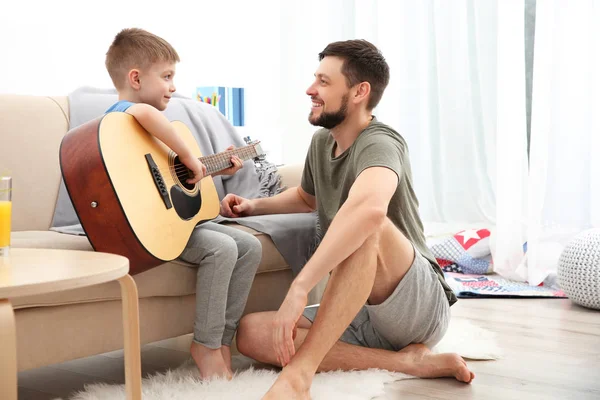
[444,272,566,298]
[254,159,283,198]
[430,229,493,275]
[557,229,600,310]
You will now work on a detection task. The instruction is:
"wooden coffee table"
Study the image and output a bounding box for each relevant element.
[0,248,141,400]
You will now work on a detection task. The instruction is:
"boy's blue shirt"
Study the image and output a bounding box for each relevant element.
[106,100,135,113]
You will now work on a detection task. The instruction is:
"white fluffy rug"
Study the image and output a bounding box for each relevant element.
[63,318,501,400]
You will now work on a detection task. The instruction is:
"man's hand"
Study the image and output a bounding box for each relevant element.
[220,193,255,217]
[180,155,207,184]
[215,145,244,177]
[272,286,308,367]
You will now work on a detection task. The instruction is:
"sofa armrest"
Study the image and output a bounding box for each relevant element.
[277,164,304,189]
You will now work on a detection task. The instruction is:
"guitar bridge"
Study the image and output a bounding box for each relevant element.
[145,154,172,210]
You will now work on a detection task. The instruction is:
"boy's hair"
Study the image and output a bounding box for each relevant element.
[319,39,389,110]
[105,28,180,89]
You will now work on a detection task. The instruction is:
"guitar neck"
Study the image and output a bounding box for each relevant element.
[199,144,259,175]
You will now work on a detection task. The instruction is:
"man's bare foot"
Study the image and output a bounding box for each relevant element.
[221,345,233,374]
[398,344,475,383]
[262,367,312,400]
[190,341,233,381]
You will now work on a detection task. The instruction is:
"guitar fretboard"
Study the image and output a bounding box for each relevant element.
[199,145,259,175]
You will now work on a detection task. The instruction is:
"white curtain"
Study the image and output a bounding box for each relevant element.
[279,0,600,286]
[278,0,509,223]
[514,0,600,285]
[353,1,533,282]
[490,0,530,282]
[351,0,503,224]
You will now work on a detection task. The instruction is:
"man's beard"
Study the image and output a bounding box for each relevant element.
[309,94,349,130]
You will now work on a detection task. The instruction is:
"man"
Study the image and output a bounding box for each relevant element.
[221,39,474,399]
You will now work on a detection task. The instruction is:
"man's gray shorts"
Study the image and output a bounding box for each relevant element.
[302,247,451,351]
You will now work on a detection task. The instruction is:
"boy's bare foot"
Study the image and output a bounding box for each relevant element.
[190,341,233,381]
[221,345,233,374]
[262,367,312,400]
[398,344,475,383]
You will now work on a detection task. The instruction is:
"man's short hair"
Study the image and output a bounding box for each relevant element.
[105,28,180,89]
[319,39,390,110]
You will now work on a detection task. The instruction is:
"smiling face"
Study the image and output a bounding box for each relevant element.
[135,61,177,111]
[306,56,353,130]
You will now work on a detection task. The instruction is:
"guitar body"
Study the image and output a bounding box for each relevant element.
[60,112,220,274]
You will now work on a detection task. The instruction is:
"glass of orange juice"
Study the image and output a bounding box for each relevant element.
[0,176,11,257]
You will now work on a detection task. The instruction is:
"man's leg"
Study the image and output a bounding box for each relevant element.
[242,219,472,399]
[237,312,473,379]
[260,219,405,398]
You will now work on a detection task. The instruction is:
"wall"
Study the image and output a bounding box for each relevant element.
[1,0,383,165]
[0,0,287,163]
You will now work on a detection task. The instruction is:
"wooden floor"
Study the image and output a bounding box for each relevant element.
[17,299,600,399]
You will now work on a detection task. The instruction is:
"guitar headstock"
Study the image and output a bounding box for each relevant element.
[243,137,266,159]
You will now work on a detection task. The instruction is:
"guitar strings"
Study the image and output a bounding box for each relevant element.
[153,173,249,188]
[157,174,207,186]
[154,152,255,175]
[152,160,240,182]
[148,154,252,186]
[168,149,255,171]
[154,159,237,175]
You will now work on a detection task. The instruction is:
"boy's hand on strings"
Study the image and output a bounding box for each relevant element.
[218,145,244,176]
[180,155,207,184]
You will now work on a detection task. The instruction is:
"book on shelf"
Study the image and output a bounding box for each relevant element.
[196,86,245,126]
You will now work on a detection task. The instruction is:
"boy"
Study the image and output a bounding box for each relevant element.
[104,28,262,380]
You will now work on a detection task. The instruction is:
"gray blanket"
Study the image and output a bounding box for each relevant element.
[51,87,316,274]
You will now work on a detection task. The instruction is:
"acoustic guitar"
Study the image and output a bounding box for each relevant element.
[59,112,264,274]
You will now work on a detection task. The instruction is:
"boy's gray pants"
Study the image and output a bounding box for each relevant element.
[179,222,262,348]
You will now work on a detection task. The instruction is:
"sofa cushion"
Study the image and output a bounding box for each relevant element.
[10,222,291,310]
[11,230,94,252]
[0,95,70,231]
[276,163,304,188]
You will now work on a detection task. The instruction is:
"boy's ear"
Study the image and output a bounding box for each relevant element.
[127,69,141,90]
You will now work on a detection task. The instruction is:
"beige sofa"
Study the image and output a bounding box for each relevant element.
[0,94,316,372]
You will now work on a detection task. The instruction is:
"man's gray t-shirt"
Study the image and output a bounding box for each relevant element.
[301,118,457,306]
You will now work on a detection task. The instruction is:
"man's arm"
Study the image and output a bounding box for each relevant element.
[292,166,397,294]
[253,186,316,215]
[221,186,316,217]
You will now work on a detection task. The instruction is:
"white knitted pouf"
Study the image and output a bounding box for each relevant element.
[557,229,600,310]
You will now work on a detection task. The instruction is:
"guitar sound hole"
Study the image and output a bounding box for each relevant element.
[173,156,196,191]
